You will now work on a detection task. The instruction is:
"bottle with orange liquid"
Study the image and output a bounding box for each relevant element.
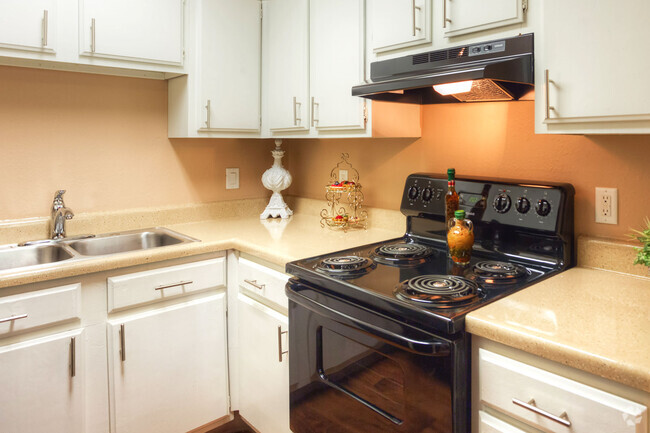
[445,168,459,229]
[447,210,474,265]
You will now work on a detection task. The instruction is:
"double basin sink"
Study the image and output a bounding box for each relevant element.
[0,228,198,273]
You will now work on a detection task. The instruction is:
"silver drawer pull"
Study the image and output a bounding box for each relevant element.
[120,323,126,362]
[0,313,28,324]
[155,280,193,291]
[244,279,265,290]
[70,336,76,378]
[512,398,571,427]
[277,326,288,362]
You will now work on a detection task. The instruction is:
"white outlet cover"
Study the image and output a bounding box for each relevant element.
[226,168,239,190]
[595,187,618,224]
[339,169,348,181]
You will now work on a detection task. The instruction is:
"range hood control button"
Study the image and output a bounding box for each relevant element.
[408,186,420,200]
[422,188,433,202]
[536,199,552,216]
[493,194,512,213]
[516,197,531,214]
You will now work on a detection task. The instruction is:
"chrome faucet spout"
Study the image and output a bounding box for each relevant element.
[51,190,73,239]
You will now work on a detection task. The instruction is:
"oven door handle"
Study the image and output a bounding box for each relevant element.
[287,283,451,356]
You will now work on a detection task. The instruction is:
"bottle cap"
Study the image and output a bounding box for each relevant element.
[447,168,455,180]
[454,209,466,219]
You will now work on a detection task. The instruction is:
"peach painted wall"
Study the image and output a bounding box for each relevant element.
[283,102,650,240]
[0,66,272,220]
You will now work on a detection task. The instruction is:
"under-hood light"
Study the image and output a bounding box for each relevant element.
[433,80,473,96]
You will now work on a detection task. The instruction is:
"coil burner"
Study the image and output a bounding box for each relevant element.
[315,256,375,278]
[471,261,530,285]
[372,242,435,266]
[395,275,480,308]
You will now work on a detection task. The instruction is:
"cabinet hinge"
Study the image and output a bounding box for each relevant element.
[227,394,232,412]
[260,3,263,20]
[522,0,528,12]
[363,103,368,125]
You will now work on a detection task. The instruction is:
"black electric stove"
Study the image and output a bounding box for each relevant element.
[285,173,574,433]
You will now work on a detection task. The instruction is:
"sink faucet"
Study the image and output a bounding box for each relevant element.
[51,190,74,240]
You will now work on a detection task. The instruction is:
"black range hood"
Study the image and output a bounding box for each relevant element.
[352,33,534,104]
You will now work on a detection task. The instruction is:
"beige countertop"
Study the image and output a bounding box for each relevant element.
[0,212,403,289]
[467,267,650,393]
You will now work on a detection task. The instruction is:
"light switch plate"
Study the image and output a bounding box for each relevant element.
[339,169,348,181]
[226,168,239,190]
[595,187,617,224]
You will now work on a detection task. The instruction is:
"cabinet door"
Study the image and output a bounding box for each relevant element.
[0,329,84,433]
[198,0,261,132]
[443,0,524,38]
[107,294,229,433]
[370,0,431,53]
[80,0,184,65]
[539,0,650,133]
[310,0,366,131]
[266,0,310,132]
[237,294,290,433]
[0,0,57,53]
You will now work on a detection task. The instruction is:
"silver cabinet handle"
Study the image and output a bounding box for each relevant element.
[412,0,422,36]
[91,18,96,53]
[277,326,288,362]
[70,336,76,377]
[119,323,126,362]
[155,280,193,291]
[443,0,452,28]
[311,97,319,127]
[42,10,49,46]
[0,313,28,324]
[244,279,265,290]
[293,97,301,126]
[205,100,211,128]
[512,398,571,427]
[544,69,556,120]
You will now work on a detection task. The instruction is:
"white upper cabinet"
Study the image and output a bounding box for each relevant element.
[369,0,431,53]
[79,0,184,65]
[442,0,525,38]
[0,0,57,55]
[265,0,310,132]
[310,0,366,131]
[536,0,650,133]
[198,0,261,132]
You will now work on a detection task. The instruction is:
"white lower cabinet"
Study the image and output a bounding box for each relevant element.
[0,328,84,433]
[237,294,290,433]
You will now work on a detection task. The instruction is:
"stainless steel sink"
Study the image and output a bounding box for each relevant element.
[0,243,75,271]
[64,227,198,256]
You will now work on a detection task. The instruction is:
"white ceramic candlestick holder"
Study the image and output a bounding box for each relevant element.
[261,139,293,219]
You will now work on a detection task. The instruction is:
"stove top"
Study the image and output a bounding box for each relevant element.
[286,173,575,335]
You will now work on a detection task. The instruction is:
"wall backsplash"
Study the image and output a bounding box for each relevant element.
[282,102,650,240]
[0,66,271,221]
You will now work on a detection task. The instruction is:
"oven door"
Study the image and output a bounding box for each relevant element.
[287,279,469,433]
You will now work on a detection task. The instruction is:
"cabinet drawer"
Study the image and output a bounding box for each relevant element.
[108,257,226,312]
[478,349,648,433]
[479,411,527,433]
[0,284,81,337]
[238,258,289,309]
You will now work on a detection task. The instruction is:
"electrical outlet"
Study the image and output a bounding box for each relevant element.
[339,169,348,181]
[595,187,618,224]
[226,168,239,190]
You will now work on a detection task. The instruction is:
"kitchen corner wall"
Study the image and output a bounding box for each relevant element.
[0,66,272,221]
[282,102,650,240]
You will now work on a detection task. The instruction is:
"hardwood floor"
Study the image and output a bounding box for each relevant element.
[205,412,256,433]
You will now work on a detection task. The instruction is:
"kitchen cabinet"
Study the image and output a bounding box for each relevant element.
[310,0,366,132]
[233,256,291,433]
[536,0,650,134]
[442,0,526,38]
[0,329,84,433]
[472,338,649,433]
[369,0,431,53]
[168,0,262,137]
[265,0,310,133]
[107,294,229,433]
[79,0,184,66]
[0,0,58,56]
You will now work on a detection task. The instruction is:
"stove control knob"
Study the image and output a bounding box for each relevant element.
[408,186,420,200]
[515,197,531,214]
[536,199,552,216]
[422,187,433,202]
[493,193,511,213]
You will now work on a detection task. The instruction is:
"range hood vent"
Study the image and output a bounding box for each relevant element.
[352,34,534,104]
